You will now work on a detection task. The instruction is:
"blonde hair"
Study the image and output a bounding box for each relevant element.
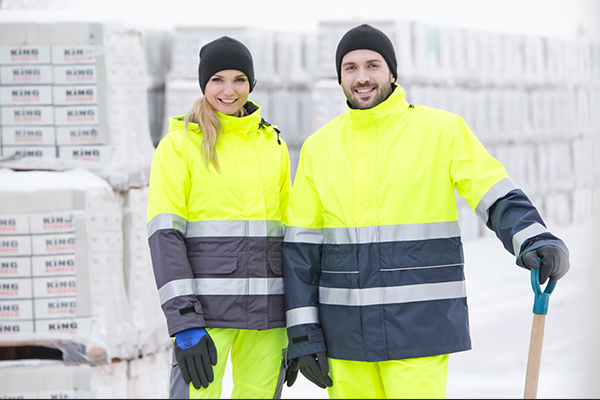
[184,97,246,172]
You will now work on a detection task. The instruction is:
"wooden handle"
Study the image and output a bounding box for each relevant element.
[524,314,546,399]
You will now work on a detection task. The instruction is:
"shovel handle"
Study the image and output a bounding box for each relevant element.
[524,267,556,398]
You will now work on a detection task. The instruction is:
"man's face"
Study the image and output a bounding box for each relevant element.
[340,49,394,109]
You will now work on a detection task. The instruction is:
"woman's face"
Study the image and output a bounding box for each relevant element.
[204,69,250,115]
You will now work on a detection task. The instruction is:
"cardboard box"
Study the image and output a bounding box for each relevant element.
[34,297,78,319]
[0,277,33,299]
[52,84,98,105]
[31,254,77,277]
[55,125,106,145]
[0,213,29,235]
[53,65,97,85]
[34,317,91,335]
[0,256,31,278]
[0,65,53,85]
[0,320,34,335]
[30,233,76,255]
[1,145,57,159]
[51,45,96,65]
[0,44,51,64]
[0,105,54,125]
[0,85,52,105]
[53,105,99,125]
[57,145,111,167]
[29,211,77,234]
[1,126,56,146]
[0,299,33,320]
[0,235,32,256]
[33,276,77,298]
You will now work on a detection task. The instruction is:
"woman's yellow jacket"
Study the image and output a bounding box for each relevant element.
[147,101,291,336]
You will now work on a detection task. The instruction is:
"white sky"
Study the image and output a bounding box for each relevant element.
[2,0,600,39]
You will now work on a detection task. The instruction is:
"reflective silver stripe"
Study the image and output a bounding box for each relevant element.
[195,277,284,295]
[158,277,284,305]
[512,223,548,255]
[322,221,460,245]
[147,213,187,238]
[186,220,283,238]
[475,178,519,224]
[286,306,320,328]
[158,278,196,304]
[319,281,466,306]
[284,226,324,244]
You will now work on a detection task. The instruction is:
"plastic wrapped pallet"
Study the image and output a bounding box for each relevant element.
[0,10,155,191]
[0,167,136,363]
[122,186,171,358]
[0,358,128,399]
[127,347,171,399]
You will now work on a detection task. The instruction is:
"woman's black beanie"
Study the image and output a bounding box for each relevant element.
[335,24,398,83]
[198,36,256,94]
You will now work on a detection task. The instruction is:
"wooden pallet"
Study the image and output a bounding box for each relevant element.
[0,340,108,364]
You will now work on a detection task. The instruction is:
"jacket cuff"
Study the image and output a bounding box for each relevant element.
[287,324,327,359]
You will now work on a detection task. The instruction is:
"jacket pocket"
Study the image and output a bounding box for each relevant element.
[266,253,283,276]
[321,245,358,273]
[188,254,238,275]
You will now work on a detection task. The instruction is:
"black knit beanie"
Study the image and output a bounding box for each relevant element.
[198,36,256,94]
[335,24,398,84]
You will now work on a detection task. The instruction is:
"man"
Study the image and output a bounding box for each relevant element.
[281,24,570,399]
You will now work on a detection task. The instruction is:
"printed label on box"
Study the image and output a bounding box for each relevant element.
[52,65,97,85]
[0,236,31,256]
[0,65,53,85]
[31,233,76,255]
[54,105,99,125]
[52,85,97,105]
[0,85,52,105]
[1,126,56,146]
[0,299,33,320]
[0,105,54,125]
[51,45,96,64]
[33,276,77,298]
[29,211,76,234]
[34,297,77,318]
[0,320,34,335]
[0,257,31,278]
[0,278,33,299]
[34,317,90,335]
[32,254,76,277]
[0,214,29,235]
[1,145,57,160]
[57,145,110,166]
[56,125,106,145]
[0,45,51,64]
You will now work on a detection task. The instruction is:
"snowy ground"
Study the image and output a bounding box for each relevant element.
[219,219,598,399]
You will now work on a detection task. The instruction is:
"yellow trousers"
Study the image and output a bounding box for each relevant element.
[327,354,449,399]
[170,327,287,399]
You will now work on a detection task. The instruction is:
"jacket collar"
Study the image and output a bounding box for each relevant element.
[345,83,409,129]
[169,100,262,136]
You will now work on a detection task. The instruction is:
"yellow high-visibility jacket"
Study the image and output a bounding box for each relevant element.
[147,101,291,336]
[282,84,567,362]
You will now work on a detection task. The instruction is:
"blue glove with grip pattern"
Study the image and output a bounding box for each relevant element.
[522,245,570,284]
[174,328,218,389]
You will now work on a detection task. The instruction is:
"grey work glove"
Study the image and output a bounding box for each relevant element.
[522,245,570,284]
[174,328,218,389]
[298,351,333,389]
[285,358,299,387]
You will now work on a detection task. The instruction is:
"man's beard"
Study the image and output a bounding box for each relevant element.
[344,82,393,110]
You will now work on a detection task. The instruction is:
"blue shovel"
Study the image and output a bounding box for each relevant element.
[524,266,557,399]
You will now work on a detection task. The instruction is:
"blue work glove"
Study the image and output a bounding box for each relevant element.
[522,245,570,284]
[298,351,332,389]
[174,328,218,389]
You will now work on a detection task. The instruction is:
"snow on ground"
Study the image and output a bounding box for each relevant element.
[220,219,598,399]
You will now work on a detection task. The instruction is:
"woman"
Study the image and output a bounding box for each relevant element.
[147,36,295,398]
